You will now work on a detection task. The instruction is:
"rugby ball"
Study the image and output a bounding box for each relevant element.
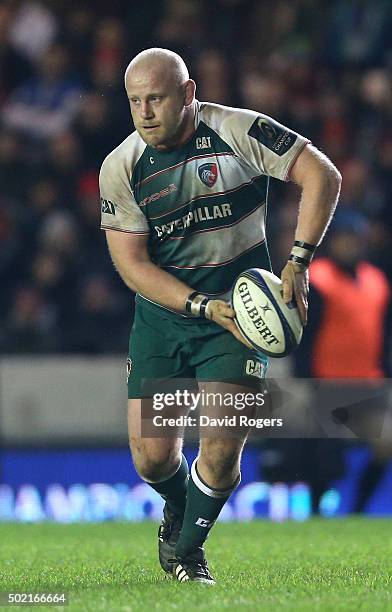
[231,268,303,357]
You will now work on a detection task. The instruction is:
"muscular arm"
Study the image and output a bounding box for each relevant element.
[105,229,248,344]
[290,144,342,245]
[105,230,193,312]
[281,144,342,324]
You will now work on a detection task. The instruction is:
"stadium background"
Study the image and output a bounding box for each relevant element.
[0,0,391,522]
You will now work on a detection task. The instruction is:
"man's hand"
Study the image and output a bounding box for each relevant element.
[281,261,309,325]
[206,300,253,348]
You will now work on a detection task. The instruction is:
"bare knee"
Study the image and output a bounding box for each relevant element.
[128,399,182,482]
[130,438,181,482]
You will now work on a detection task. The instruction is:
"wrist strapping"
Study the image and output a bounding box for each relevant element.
[288,240,317,269]
[185,292,211,318]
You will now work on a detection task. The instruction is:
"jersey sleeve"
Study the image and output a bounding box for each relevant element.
[99,152,149,234]
[218,107,310,181]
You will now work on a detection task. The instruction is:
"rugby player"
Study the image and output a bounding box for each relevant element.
[100,48,341,583]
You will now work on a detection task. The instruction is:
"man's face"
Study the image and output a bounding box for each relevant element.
[125,67,186,150]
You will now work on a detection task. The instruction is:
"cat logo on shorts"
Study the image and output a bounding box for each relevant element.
[126,358,132,382]
[245,359,265,379]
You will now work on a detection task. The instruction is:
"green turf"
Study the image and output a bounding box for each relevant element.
[0,519,391,611]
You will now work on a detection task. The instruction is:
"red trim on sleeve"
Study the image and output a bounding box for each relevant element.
[284,140,311,181]
[100,225,149,235]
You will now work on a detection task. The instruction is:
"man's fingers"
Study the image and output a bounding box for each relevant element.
[220,305,235,318]
[280,262,309,325]
[281,264,295,303]
[294,276,309,326]
[207,300,235,321]
[282,277,293,303]
[225,320,253,348]
[211,306,253,348]
[296,292,308,326]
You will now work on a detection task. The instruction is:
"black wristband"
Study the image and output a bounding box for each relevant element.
[199,297,210,318]
[288,253,310,267]
[294,240,316,252]
[185,291,199,314]
[185,292,211,317]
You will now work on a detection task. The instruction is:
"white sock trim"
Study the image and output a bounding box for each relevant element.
[191,460,241,499]
[143,456,183,484]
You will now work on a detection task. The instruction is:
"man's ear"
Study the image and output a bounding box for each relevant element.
[184,79,196,106]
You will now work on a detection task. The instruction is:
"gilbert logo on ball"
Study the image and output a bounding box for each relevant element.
[231,269,303,357]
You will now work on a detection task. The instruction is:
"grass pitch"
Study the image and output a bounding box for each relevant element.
[0,519,391,611]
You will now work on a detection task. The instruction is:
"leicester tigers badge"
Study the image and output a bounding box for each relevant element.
[198,163,218,187]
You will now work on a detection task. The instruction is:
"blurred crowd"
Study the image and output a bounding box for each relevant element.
[0,0,391,354]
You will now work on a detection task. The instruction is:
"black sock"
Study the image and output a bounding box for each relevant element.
[175,460,240,559]
[147,453,189,518]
